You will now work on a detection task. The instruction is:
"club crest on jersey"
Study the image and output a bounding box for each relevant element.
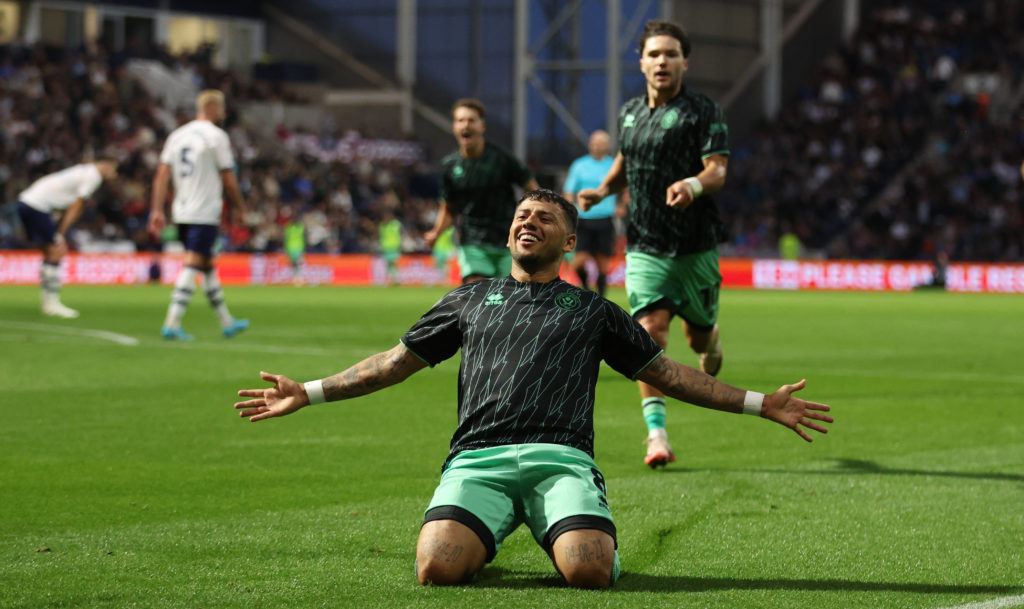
[453,165,465,178]
[484,292,504,306]
[660,108,679,129]
[622,114,636,129]
[554,291,581,312]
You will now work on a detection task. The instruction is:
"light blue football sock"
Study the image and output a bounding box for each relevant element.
[642,397,667,432]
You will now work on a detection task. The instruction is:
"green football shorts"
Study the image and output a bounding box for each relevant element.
[423,444,617,565]
[456,244,512,280]
[285,247,303,266]
[625,249,722,330]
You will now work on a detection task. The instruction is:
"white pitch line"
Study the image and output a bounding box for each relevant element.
[155,341,338,357]
[934,593,1024,609]
[2,320,351,356]
[0,320,138,346]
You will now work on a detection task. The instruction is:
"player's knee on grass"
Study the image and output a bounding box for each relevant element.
[549,529,616,589]
[415,519,487,586]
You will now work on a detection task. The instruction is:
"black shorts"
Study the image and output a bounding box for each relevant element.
[16,201,57,244]
[178,224,219,258]
[575,217,615,256]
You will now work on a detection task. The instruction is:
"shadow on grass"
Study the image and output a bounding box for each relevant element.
[652,458,1024,484]
[473,567,1023,594]
[472,567,565,589]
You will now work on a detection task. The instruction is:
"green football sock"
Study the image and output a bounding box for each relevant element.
[642,397,666,432]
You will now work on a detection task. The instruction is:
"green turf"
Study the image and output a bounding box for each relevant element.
[1,284,1022,609]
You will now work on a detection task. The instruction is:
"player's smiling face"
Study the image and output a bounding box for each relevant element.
[641,35,687,95]
[508,199,575,273]
[452,106,485,147]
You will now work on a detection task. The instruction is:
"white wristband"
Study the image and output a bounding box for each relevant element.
[743,391,764,416]
[303,379,326,405]
[683,176,703,198]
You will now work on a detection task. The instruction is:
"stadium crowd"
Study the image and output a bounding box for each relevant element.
[718,0,1024,263]
[2,0,1023,263]
[0,38,436,257]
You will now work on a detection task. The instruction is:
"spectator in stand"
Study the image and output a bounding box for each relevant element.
[4,6,1022,269]
[718,1,1024,263]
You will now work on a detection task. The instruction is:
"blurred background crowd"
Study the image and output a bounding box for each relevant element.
[1,0,1022,263]
[717,1,1024,263]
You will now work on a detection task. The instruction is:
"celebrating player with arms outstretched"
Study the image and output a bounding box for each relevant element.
[234,189,832,589]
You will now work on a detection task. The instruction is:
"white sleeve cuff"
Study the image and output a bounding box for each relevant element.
[743,391,764,416]
[303,379,326,405]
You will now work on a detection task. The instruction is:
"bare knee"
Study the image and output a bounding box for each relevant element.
[637,312,670,348]
[685,323,715,353]
[416,519,488,586]
[416,554,475,586]
[560,559,613,589]
[549,528,616,589]
[184,252,213,272]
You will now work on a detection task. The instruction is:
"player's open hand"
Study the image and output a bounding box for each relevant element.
[761,379,833,442]
[235,371,309,422]
[576,189,603,212]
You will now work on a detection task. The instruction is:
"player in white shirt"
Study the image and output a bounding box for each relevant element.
[148,89,249,340]
[16,158,119,318]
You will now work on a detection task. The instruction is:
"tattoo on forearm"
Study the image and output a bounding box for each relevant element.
[648,356,697,400]
[641,355,743,412]
[322,347,415,401]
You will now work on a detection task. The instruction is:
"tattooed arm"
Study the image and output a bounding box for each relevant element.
[636,354,833,442]
[234,343,428,422]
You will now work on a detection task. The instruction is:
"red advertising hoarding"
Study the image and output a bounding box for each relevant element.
[1,252,1022,293]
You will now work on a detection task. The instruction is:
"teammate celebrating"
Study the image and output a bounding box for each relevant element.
[579,21,730,468]
[234,189,832,589]
[15,157,119,318]
[424,98,539,283]
[148,89,249,340]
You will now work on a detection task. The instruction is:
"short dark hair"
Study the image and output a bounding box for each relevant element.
[518,188,578,232]
[452,97,486,120]
[638,20,691,58]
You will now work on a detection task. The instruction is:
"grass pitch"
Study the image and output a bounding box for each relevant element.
[1,284,1022,609]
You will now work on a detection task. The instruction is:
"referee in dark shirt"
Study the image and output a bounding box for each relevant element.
[235,189,832,589]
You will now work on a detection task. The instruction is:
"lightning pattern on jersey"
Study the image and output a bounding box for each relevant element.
[401,277,662,463]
